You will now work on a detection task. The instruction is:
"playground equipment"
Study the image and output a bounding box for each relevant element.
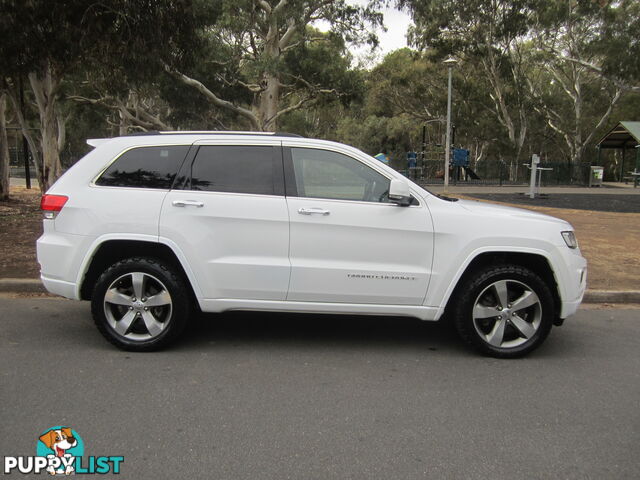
[451,148,480,181]
[525,154,553,198]
[374,152,390,165]
[402,123,481,183]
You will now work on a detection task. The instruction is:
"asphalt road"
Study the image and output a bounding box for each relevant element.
[1,298,639,479]
[466,193,640,213]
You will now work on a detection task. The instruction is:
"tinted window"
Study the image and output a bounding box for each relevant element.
[291,148,390,202]
[188,146,278,195]
[96,146,189,189]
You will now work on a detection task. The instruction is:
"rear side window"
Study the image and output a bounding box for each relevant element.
[186,145,280,195]
[96,146,189,189]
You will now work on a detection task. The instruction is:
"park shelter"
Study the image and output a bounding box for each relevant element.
[596,121,640,180]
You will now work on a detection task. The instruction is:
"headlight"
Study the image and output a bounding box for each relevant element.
[561,231,578,249]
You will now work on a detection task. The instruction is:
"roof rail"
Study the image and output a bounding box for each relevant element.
[122,130,304,138]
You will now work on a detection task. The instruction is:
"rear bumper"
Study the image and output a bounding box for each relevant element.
[40,275,79,299]
[36,223,93,300]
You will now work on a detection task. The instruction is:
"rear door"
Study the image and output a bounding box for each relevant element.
[159,140,290,300]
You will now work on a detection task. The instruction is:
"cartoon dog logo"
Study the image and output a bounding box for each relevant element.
[38,427,77,475]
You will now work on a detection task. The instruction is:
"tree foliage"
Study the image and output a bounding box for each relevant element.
[167,0,383,131]
[399,0,640,169]
[1,0,639,192]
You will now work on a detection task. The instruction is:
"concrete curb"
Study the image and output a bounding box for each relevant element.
[1,278,639,304]
[582,290,640,304]
[0,278,47,293]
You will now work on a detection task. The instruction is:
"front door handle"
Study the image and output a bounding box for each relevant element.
[298,207,330,216]
[172,200,204,208]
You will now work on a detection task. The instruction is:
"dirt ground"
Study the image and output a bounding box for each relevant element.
[0,186,638,291]
[0,186,42,278]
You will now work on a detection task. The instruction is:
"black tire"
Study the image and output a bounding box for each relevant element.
[91,257,191,351]
[452,264,555,358]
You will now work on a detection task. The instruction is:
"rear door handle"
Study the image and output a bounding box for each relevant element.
[298,207,330,216]
[172,200,204,208]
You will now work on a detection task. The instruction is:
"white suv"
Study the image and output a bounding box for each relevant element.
[37,132,586,357]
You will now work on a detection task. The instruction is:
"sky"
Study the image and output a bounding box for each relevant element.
[314,3,413,66]
[354,5,413,63]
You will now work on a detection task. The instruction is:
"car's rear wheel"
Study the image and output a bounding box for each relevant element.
[91,257,190,351]
[452,264,555,358]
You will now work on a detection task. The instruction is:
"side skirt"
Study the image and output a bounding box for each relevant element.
[198,298,440,321]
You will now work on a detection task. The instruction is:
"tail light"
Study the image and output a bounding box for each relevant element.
[41,194,68,219]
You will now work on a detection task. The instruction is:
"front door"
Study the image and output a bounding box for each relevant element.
[284,146,433,305]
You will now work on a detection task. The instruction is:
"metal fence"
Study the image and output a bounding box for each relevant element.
[399,160,594,186]
[9,146,83,180]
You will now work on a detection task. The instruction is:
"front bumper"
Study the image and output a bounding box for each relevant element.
[556,246,587,318]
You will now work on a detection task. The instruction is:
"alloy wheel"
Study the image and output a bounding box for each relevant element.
[103,272,173,341]
[472,279,542,349]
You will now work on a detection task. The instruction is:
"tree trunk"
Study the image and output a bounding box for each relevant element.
[0,93,10,200]
[39,98,62,192]
[5,84,43,190]
[481,49,528,167]
[118,109,130,136]
[259,73,280,131]
[29,63,63,192]
[257,17,281,132]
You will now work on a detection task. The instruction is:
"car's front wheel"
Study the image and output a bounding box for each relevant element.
[452,264,555,358]
[91,257,190,351]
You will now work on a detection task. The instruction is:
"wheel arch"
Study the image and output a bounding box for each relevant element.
[439,250,561,321]
[78,238,200,304]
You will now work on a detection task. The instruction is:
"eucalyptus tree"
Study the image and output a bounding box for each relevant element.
[400,0,542,165]
[366,49,447,123]
[344,48,507,171]
[66,0,222,135]
[528,0,638,164]
[0,93,9,199]
[277,28,366,138]
[585,0,640,89]
[166,0,383,131]
[0,0,206,191]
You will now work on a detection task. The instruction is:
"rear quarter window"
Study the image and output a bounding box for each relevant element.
[96,145,190,189]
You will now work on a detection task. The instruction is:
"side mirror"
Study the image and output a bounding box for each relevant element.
[388,178,412,206]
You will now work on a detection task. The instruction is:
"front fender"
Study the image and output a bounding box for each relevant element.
[427,243,564,320]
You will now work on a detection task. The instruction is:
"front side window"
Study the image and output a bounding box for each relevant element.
[187,145,279,195]
[96,145,189,189]
[291,148,390,202]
